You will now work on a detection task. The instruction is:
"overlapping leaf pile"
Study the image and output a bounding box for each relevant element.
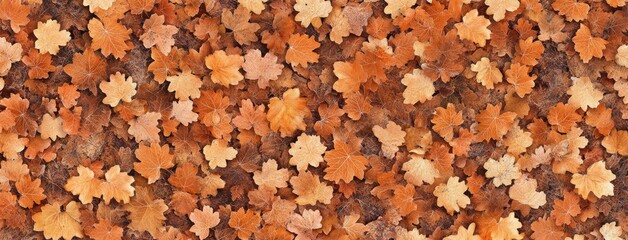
[0,0,626,239]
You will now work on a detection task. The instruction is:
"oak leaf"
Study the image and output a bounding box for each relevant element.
[203,139,238,169]
[88,17,132,59]
[571,161,616,198]
[286,34,320,68]
[324,139,369,183]
[229,208,261,239]
[33,19,70,55]
[567,77,603,111]
[205,50,244,87]
[189,206,220,239]
[373,121,406,158]
[100,72,137,107]
[166,71,202,100]
[267,88,309,137]
[32,201,83,240]
[433,176,470,215]
[573,24,607,63]
[471,57,503,89]
[293,0,332,28]
[140,14,178,55]
[401,69,435,105]
[455,10,491,47]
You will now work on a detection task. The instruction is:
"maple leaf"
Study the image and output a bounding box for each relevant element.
[166,70,202,100]
[616,45,628,67]
[125,186,168,237]
[327,8,350,44]
[288,133,327,172]
[0,132,27,160]
[33,19,71,55]
[128,0,156,14]
[128,112,162,143]
[85,220,123,240]
[384,0,416,19]
[571,161,616,198]
[599,222,623,240]
[63,49,107,95]
[242,49,283,89]
[205,50,244,87]
[229,208,261,239]
[475,103,517,142]
[551,190,581,225]
[515,37,544,66]
[168,162,203,194]
[401,69,435,105]
[201,174,226,197]
[101,165,135,204]
[433,176,470,215]
[551,0,589,22]
[253,159,290,192]
[171,100,198,126]
[344,93,372,121]
[148,47,182,84]
[293,0,332,28]
[567,77,603,111]
[431,103,464,141]
[39,113,67,141]
[286,34,320,68]
[506,62,536,97]
[140,14,178,55]
[485,0,519,21]
[585,105,614,136]
[267,88,309,137]
[0,156,28,181]
[547,103,580,133]
[491,213,524,240]
[444,223,482,240]
[203,139,238,169]
[290,171,333,205]
[88,17,132,59]
[342,214,368,240]
[64,165,103,204]
[32,201,83,240]
[455,10,491,47]
[233,99,270,136]
[601,129,628,156]
[471,57,503,89]
[83,0,114,12]
[189,206,220,239]
[332,61,367,96]
[221,6,260,45]
[402,156,439,186]
[22,48,55,79]
[0,37,22,76]
[615,79,628,104]
[287,209,322,239]
[538,11,568,43]
[531,217,565,240]
[484,154,522,187]
[15,175,46,208]
[0,0,30,33]
[391,184,418,216]
[573,24,607,63]
[100,72,137,107]
[324,139,369,183]
[373,121,406,158]
[503,124,533,155]
[509,176,547,209]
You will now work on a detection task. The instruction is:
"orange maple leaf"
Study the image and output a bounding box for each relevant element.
[267,88,309,137]
[323,139,369,183]
[573,24,607,63]
[475,103,517,142]
[88,17,132,59]
[229,208,261,239]
[286,34,320,67]
[134,142,175,184]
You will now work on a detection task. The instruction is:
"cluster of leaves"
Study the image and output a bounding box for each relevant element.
[0,0,626,239]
